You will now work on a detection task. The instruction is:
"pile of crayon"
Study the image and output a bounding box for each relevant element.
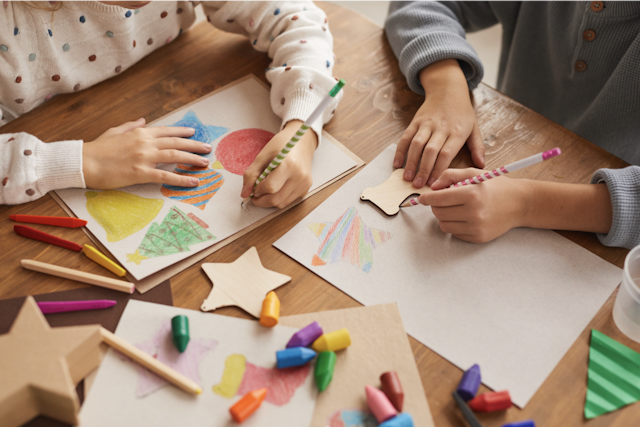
[365,372,413,427]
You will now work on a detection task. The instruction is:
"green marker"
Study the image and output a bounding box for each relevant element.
[171,315,190,353]
[314,351,336,391]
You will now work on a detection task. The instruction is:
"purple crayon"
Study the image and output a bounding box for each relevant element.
[457,364,481,401]
[37,300,117,314]
[286,321,323,348]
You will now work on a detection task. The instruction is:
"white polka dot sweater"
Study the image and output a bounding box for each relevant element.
[0,1,341,205]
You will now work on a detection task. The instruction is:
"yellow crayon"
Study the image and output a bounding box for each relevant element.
[83,244,126,277]
[312,328,351,352]
[259,291,280,327]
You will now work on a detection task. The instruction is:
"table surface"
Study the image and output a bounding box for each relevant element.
[1,3,637,427]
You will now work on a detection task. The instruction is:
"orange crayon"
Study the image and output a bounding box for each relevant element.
[230,388,267,423]
[259,291,280,327]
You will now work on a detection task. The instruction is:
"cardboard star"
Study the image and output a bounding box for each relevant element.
[0,296,103,427]
[200,247,291,317]
[360,169,432,216]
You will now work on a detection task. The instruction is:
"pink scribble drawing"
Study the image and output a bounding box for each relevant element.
[236,362,311,406]
[124,319,218,397]
[214,128,275,175]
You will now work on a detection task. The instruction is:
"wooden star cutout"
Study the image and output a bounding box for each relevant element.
[0,296,103,427]
[200,247,291,317]
[360,169,432,216]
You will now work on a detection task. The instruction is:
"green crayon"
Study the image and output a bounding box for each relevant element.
[314,351,336,391]
[171,315,190,353]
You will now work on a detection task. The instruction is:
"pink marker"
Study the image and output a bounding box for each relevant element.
[365,385,397,423]
[401,147,562,208]
[37,300,117,314]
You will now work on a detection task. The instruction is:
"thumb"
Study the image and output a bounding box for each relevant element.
[241,151,273,198]
[106,118,146,136]
[467,122,485,168]
[429,167,485,190]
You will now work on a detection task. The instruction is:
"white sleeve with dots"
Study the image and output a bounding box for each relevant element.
[201,1,343,141]
[0,132,85,205]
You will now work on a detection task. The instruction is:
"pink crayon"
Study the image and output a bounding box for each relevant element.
[286,321,323,348]
[37,299,117,314]
[365,385,398,423]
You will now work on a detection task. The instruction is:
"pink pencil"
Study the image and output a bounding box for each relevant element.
[401,147,561,208]
[37,300,117,314]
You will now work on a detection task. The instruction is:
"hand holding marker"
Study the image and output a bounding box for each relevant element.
[242,79,346,208]
[401,148,562,208]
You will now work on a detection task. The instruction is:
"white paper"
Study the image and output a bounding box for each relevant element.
[79,300,316,427]
[56,77,357,280]
[274,144,622,407]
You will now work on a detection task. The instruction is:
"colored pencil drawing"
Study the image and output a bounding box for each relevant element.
[214,128,275,175]
[126,206,216,265]
[161,166,224,210]
[187,212,209,229]
[308,207,391,273]
[122,318,218,398]
[169,110,229,156]
[213,353,310,406]
[85,190,164,242]
[327,410,377,427]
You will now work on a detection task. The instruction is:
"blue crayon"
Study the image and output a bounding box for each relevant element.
[501,421,535,427]
[379,413,414,427]
[276,347,316,369]
[457,364,481,401]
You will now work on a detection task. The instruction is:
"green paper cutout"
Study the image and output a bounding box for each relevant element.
[584,329,640,419]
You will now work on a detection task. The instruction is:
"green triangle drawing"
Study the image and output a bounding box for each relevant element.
[584,329,640,419]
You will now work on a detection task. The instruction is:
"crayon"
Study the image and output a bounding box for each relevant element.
[468,390,512,412]
[276,347,316,369]
[14,225,82,251]
[452,391,483,427]
[286,321,323,348]
[37,300,117,314]
[314,351,336,391]
[457,364,481,401]
[501,421,535,427]
[82,244,126,277]
[259,291,280,327]
[171,315,190,353]
[311,328,351,352]
[10,214,87,228]
[379,413,415,427]
[381,371,404,411]
[229,388,267,423]
[365,385,397,423]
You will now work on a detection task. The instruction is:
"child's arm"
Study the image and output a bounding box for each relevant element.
[201,1,338,208]
[385,2,499,187]
[415,166,640,249]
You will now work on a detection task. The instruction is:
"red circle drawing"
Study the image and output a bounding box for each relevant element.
[215,128,275,175]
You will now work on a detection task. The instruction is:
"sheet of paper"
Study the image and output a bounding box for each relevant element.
[274,144,622,408]
[79,300,316,427]
[280,304,434,427]
[55,76,358,281]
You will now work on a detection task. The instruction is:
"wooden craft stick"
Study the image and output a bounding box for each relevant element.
[100,328,202,395]
[21,259,135,294]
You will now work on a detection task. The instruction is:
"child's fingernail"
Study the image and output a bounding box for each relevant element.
[201,158,209,166]
[413,178,423,188]
[190,178,199,186]
[427,177,436,186]
[186,127,195,133]
[393,158,402,168]
[203,143,212,151]
[404,170,414,180]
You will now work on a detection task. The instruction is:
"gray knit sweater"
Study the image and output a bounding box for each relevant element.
[385,1,640,249]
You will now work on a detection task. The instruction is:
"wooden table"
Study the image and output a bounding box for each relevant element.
[0,3,637,426]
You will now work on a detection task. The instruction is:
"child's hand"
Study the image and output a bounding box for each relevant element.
[83,118,212,189]
[241,120,316,209]
[394,59,485,188]
[417,168,529,243]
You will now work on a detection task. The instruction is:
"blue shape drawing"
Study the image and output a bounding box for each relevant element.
[170,110,229,159]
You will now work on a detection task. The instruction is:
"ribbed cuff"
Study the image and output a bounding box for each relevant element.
[591,166,640,249]
[36,140,86,194]
[281,87,326,145]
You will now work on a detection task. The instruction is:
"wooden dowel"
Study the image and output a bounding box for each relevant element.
[100,328,202,395]
[21,259,134,294]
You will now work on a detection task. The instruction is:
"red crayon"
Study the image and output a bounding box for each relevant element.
[10,214,87,228]
[380,371,404,412]
[468,390,512,412]
[14,225,82,252]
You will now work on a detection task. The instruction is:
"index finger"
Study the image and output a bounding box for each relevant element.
[419,186,471,207]
[146,126,196,138]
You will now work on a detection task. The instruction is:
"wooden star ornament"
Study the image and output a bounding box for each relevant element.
[0,296,103,427]
[360,169,432,216]
[200,247,291,317]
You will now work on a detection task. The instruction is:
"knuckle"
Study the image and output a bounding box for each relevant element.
[439,148,453,159]
[424,145,439,156]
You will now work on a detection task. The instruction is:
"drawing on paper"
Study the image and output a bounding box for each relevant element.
[214,129,275,175]
[161,166,224,210]
[327,410,377,427]
[85,190,164,242]
[308,206,391,273]
[169,110,229,154]
[213,354,310,406]
[187,212,209,229]
[126,206,216,264]
[123,319,218,398]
